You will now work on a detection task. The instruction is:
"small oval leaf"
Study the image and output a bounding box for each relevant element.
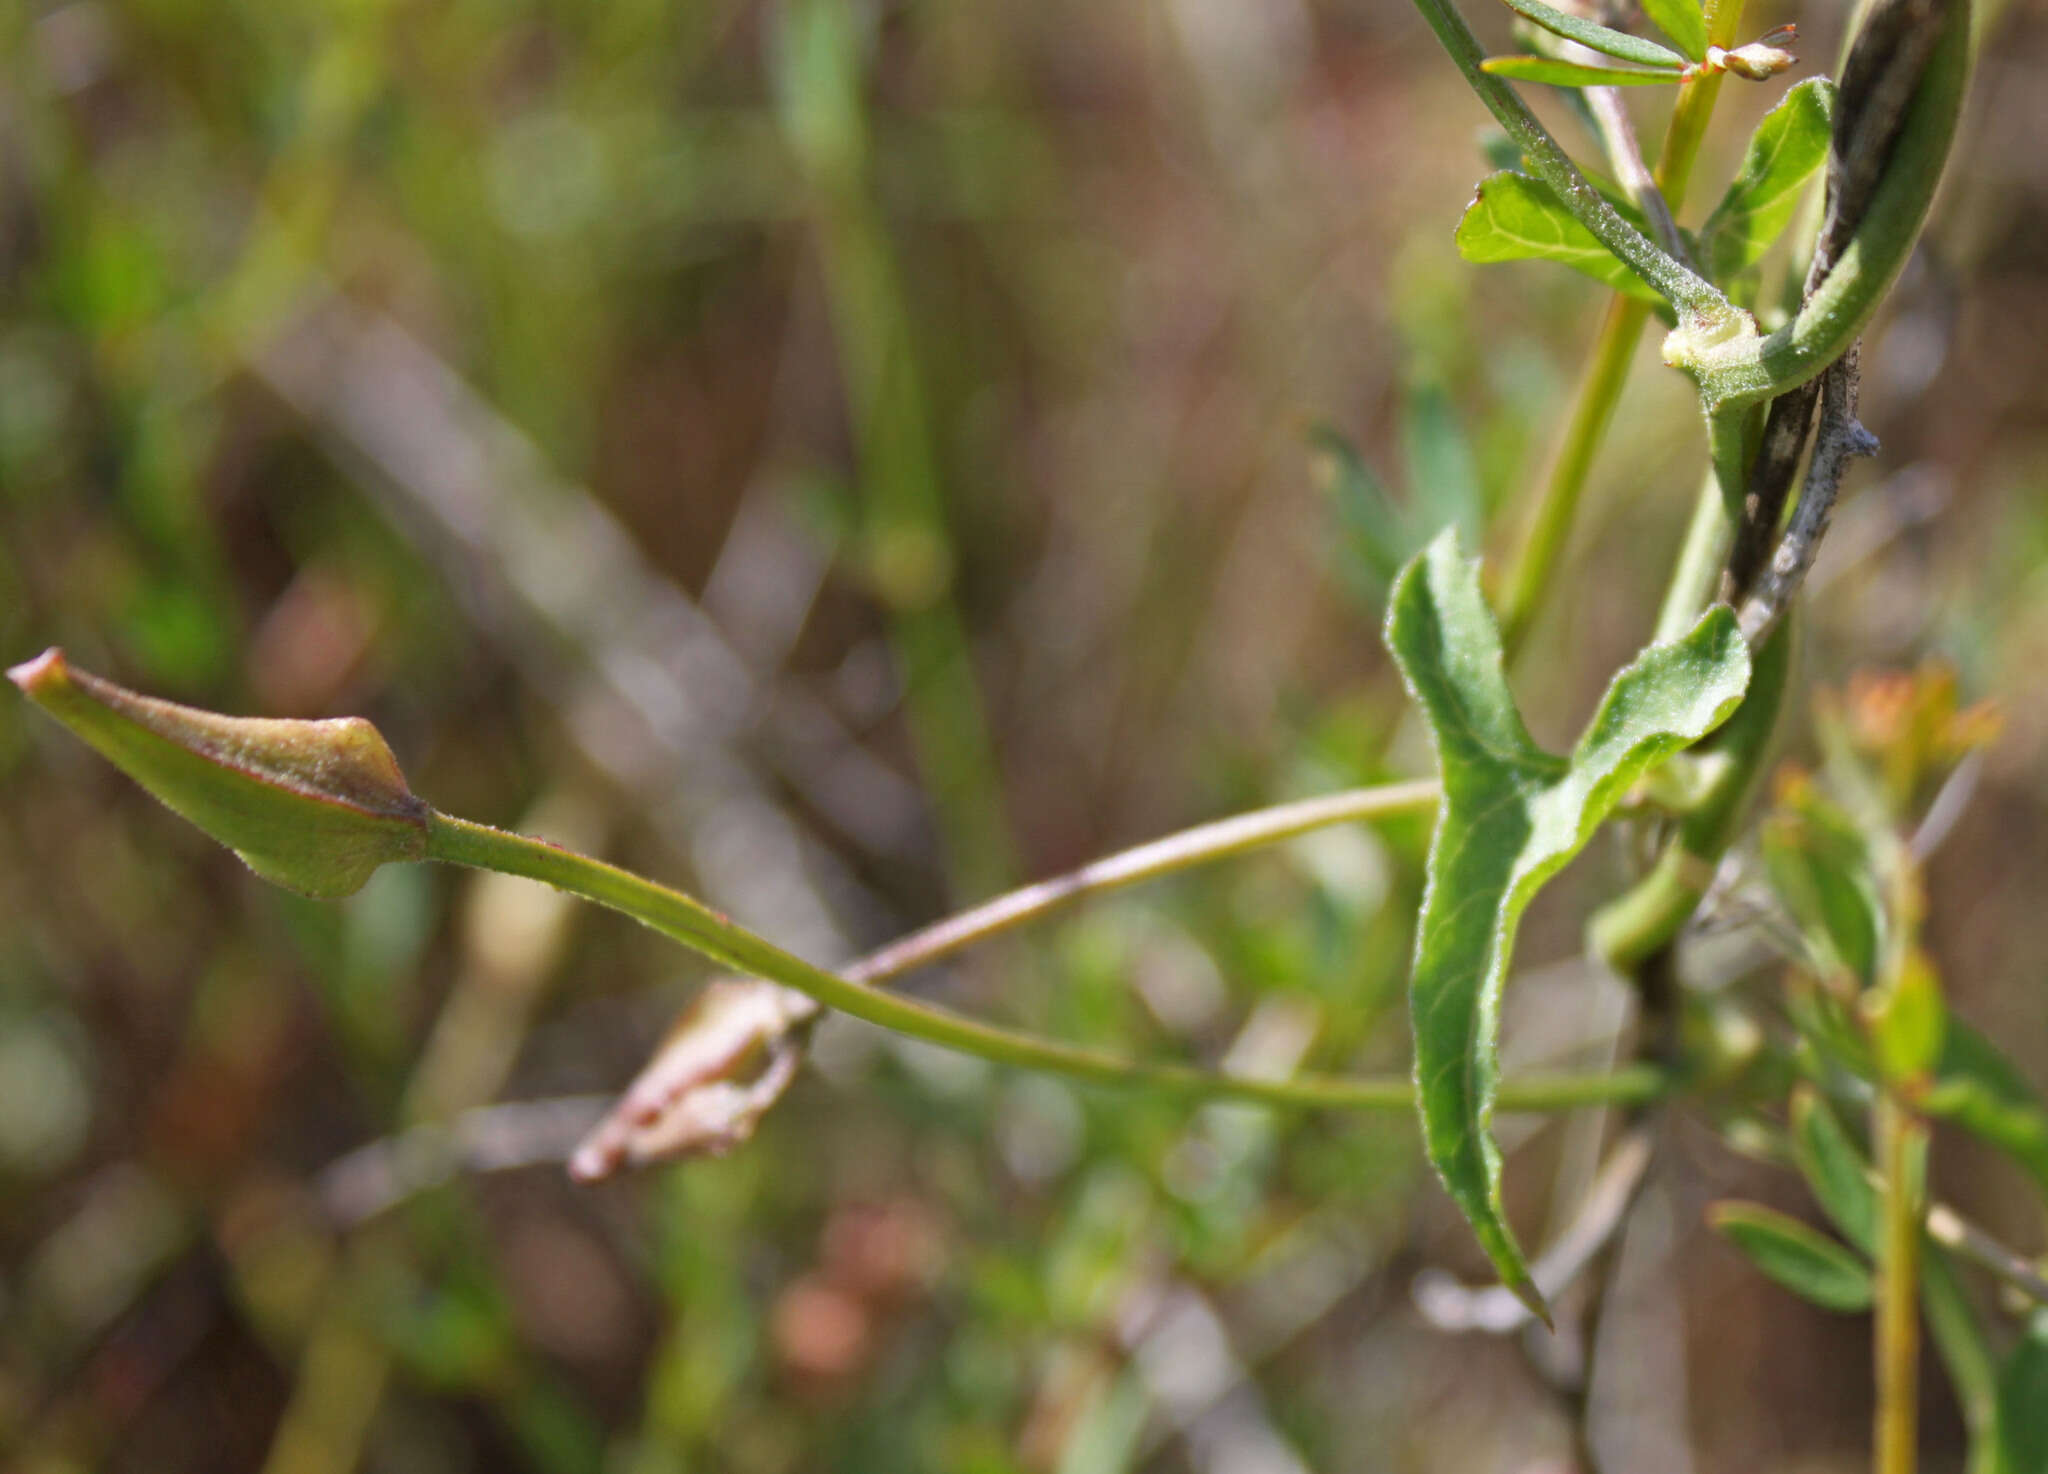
[1481,55,1688,87]
[1923,1019,2048,1199]
[1386,531,1749,1317]
[9,648,429,898]
[1710,1201,1874,1311]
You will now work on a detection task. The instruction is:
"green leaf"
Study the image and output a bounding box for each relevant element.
[1864,948,1948,1086]
[1698,79,1836,285]
[1458,171,1667,304]
[1709,1201,1873,1311]
[8,648,430,898]
[1400,382,1486,544]
[1923,1020,2048,1198]
[1761,784,1886,986]
[1480,56,1687,87]
[1998,1311,2048,1474]
[1309,425,1417,606]
[1640,0,1708,61]
[1788,1087,1878,1252]
[1492,0,1688,69]
[1791,1092,2009,1467]
[1385,530,1750,1315]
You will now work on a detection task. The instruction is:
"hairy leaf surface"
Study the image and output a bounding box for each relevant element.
[1385,531,1749,1313]
[1458,171,1668,303]
[1699,79,1836,285]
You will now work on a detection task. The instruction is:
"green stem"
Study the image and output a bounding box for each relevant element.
[850,780,1443,984]
[1876,1095,1928,1474]
[1495,0,1746,654]
[1652,464,1734,642]
[1677,0,1974,412]
[1499,296,1648,652]
[1403,0,1728,319]
[1707,401,1763,528]
[423,810,1663,1115]
[1656,0,1748,204]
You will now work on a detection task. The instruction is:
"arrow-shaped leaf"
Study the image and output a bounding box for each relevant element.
[1385,531,1749,1316]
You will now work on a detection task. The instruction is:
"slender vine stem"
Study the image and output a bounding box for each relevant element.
[848,779,1442,986]
[1495,0,1748,653]
[423,808,1664,1115]
[1403,0,1729,320]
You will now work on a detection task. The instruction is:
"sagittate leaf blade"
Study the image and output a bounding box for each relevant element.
[1493,0,1689,69]
[1640,0,1709,61]
[1699,79,1836,284]
[1480,55,1687,87]
[1709,1201,1873,1312]
[1458,171,1667,304]
[1385,531,1749,1315]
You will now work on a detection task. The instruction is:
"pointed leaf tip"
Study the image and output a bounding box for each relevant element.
[8,646,67,695]
[10,647,429,898]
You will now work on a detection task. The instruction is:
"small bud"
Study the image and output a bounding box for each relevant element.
[1713,24,1798,81]
[8,648,429,898]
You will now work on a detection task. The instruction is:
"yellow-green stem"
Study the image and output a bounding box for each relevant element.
[422,810,1665,1116]
[1499,295,1649,650]
[1876,1094,1928,1474]
[1496,0,1749,654]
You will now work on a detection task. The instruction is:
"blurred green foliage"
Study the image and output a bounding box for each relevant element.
[5,0,2048,1470]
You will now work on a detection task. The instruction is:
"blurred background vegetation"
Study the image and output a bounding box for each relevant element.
[3,0,2047,1469]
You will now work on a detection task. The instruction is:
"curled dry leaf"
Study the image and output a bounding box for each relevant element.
[569,978,815,1180]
